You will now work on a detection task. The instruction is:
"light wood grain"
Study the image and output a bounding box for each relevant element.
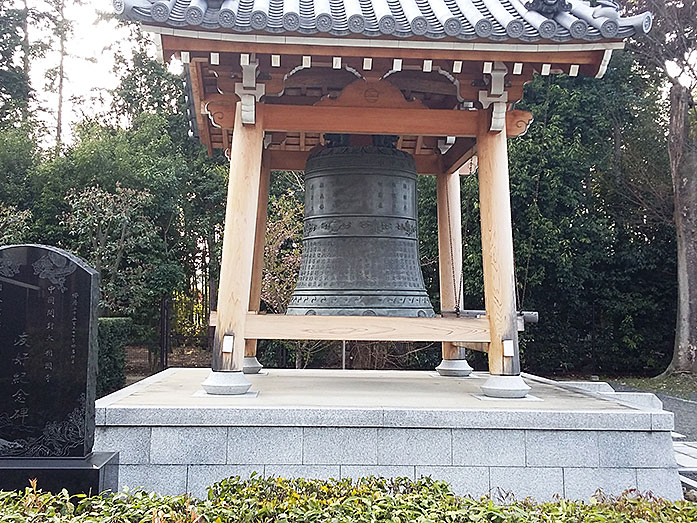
[476,108,520,376]
[245,314,491,342]
[315,78,427,109]
[437,170,469,360]
[442,138,476,175]
[455,342,489,353]
[188,59,213,156]
[244,156,271,358]
[214,102,265,371]
[205,101,531,138]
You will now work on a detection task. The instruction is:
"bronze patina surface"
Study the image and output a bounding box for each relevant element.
[287,141,435,317]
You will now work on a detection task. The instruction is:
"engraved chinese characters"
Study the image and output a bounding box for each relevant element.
[0,245,98,458]
[287,145,435,317]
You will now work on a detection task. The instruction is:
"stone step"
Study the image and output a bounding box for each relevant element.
[680,473,697,487]
[674,442,697,473]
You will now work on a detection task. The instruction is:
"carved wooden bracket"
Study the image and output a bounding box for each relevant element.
[478,61,508,132]
[204,94,239,129]
[315,77,427,110]
[506,109,534,137]
[235,60,265,125]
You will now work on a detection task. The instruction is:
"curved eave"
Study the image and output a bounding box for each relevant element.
[115,0,651,44]
[148,23,626,54]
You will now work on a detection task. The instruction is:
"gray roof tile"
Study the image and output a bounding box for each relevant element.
[114,0,652,42]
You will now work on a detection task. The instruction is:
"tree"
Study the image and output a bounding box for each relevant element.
[0,204,32,244]
[0,5,30,125]
[414,53,677,376]
[622,0,697,374]
[63,184,158,314]
[44,0,82,150]
[261,191,303,315]
[509,53,676,375]
[259,181,333,368]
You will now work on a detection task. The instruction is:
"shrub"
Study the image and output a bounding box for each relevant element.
[97,317,132,398]
[1,476,696,522]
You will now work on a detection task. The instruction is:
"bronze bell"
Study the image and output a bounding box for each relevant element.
[286,135,435,317]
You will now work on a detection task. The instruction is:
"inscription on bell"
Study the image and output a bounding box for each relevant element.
[287,145,435,317]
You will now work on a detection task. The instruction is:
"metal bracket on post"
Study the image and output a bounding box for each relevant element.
[478,61,508,132]
[263,133,273,149]
[222,334,234,353]
[235,59,265,125]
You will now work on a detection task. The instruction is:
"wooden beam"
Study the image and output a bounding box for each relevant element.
[268,149,443,174]
[162,35,606,65]
[206,100,532,138]
[213,102,265,372]
[264,105,533,137]
[442,138,476,174]
[244,155,271,359]
[244,314,491,342]
[476,108,520,376]
[188,60,213,156]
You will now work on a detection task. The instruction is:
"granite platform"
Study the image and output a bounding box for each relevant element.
[94,368,682,501]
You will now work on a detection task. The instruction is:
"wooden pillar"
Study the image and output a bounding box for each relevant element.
[212,102,265,373]
[436,170,464,360]
[476,108,521,377]
[243,155,271,370]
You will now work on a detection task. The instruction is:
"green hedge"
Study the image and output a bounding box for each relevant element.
[1,476,695,522]
[97,317,132,398]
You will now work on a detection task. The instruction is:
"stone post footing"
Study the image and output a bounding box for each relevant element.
[201,370,252,395]
[243,357,263,374]
[481,374,530,398]
[436,359,473,377]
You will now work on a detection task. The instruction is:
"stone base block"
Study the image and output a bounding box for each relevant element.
[0,452,119,495]
[94,369,682,501]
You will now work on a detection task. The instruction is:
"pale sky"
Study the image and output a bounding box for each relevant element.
[27,0,171,146]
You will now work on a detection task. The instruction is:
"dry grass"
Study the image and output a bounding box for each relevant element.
[614,374,697,402]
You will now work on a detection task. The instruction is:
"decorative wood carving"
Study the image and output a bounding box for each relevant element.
[506,109,534,137]
[315,78,427,110]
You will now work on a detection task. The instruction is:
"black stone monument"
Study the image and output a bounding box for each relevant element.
[0,245,118,494]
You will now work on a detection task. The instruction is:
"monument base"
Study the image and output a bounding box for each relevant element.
[0,452,119,495]
[94,369,682,501]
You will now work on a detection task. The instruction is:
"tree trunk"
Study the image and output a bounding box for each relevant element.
[295,342,302,369]
[664,83,697,375]
[159,295,172,371]
[20,0,29,122]
[55,0,66,150]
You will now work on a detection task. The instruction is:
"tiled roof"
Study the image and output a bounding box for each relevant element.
[114,0,652,43]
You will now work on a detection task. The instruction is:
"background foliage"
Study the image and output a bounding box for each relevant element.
[96,317,132,397]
